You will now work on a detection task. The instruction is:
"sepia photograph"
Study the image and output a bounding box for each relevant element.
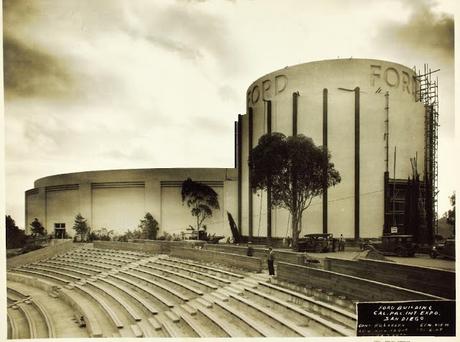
[3,0,457,339]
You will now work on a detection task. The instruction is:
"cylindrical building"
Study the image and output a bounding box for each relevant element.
[25,168,237,238]
[236,59,427,240]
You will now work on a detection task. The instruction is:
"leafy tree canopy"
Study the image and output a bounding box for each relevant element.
[72,213,90,241]
[249,133,341,247]
[30,218,46,237]
[181,178,220,232]
[446,192,455,236]
[6,215,27,249]
[139,212,159,240]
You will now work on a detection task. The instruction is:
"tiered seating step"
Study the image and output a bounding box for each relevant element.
[244,285,354,335]
[120,270,190,302]
[213,299,270,336]
[151,260,232,285]
[131,324,144,337]
[171,306,208,337]
[74,284,124,329]
[135,266,204,296]
[229,292,313,337]
[32,299,56,338]
[110,274,175,308]
[165,310,180,323]
[188,300,240,337]
[259,282,356,329]
[11,269,70,285]
[161,257,245,279]
[87,281,143,321]
[98,277,159,314]
[148,317,162,331]
[141,263,218,290]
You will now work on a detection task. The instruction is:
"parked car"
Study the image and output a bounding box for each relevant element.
[430,239,455,260]
[366,234,417,257]
[296,233,334,253]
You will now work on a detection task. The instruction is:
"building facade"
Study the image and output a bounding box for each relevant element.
[236,59,426,240]
[25,168,237,238]
[25,59,432,241]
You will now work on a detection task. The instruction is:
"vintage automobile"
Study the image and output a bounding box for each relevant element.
[296,233,334,253]
[366,234,417,257]
[430,239,455,260]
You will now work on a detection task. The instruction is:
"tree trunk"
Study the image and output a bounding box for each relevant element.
[291,210,301,249]
[196,208,200,231]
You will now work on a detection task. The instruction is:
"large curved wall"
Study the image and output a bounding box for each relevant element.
[25,168,237,238]
[238,59,426,239]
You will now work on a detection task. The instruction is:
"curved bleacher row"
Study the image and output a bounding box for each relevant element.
[7,245,357,338]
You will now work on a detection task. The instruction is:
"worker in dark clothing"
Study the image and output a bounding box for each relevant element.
[339,234,345,251]
[332,238,337,252]
[267,247,275,276]
[246,242,254,257]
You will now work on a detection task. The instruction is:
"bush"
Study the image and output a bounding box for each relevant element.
[116,235,128,242]
[20,244,43,254]
[158,232,172,241]
[6,215,28,249]
[88,228,113,241]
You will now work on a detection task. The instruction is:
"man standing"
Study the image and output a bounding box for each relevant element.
[246,242,254,257]
[267,247,275,276]
[339,234,345,251]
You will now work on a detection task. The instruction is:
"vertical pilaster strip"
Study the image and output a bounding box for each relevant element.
[322,88,328,234]
[293,92,299,135]
[383,171,389,234]
[266,101,272,240]
[267,101,272,134]
[237,114,242,233]
[234,121,238,169]
[25,193,28,235]
[354,87,360,240]
[248,108,254,241]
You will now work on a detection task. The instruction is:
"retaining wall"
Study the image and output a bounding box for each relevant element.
[204,244,320,268]
[7,240,75,269]
[93,239,205,254]
[170,246,263,272]
[323,257,455,299]
[276,262,446,302]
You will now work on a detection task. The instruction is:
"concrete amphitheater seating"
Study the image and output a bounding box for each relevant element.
[7,241,447,338]
[6,243,363,338]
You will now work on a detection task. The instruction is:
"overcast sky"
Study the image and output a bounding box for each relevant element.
[3,0,456,229]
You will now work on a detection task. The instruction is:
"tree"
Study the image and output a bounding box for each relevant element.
[139,212,159,240]
[6,215,27,249]
[181,178,220,234]
[446,192,455,236]
[30,218,46,237]
[249,133,341,248]
[72,213,90,241]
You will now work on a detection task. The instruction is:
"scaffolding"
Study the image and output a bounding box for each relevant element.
[415,64,439,236]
